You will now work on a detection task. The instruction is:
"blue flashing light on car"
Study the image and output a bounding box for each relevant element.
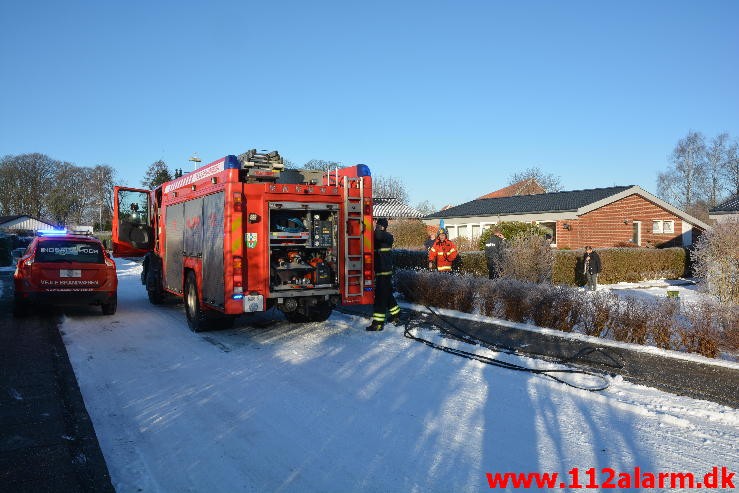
[37,229,68,236]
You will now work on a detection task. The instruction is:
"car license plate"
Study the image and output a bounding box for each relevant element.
[60,269,82,278]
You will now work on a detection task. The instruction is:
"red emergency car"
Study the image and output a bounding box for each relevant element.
[13,231,118,316]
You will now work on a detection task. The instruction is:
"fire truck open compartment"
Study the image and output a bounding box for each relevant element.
[268,202,339,295]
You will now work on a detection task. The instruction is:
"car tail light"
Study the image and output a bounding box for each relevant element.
[364,199,372,216]
[104,256,115,267]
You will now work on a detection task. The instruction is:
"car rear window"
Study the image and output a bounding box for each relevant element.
[36,240,104,264]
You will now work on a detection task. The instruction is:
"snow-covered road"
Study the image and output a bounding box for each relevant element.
[61,261,738,492]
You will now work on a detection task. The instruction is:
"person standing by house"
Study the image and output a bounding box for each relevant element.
[367,218,400,331]
[424,231,435,252]
[484,229,506,279]
[428,228,458,272]
[583,245,602,291]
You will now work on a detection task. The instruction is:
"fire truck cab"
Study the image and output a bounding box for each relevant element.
[112,150,374,331]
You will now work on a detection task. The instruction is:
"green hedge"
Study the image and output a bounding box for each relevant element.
[393,247,690,285]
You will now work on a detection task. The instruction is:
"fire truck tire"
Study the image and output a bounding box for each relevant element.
[146,269,165,305]
[185,271,208,332]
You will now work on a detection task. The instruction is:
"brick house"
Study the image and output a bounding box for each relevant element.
[423,186,710,249]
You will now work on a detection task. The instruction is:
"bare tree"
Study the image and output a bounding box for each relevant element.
[508,167,562,192]
[372,175,409,203]
[0,153,56,218]
[87,165,116,229]
[415,200,437,216]
[691,218,739,305]
[0,154,24,215]
[724,138,739,198]
[142,160,172,189]
[658,131,708,209]
[302,159,342,173]
[47,163,88,225]
[705,133,730,207]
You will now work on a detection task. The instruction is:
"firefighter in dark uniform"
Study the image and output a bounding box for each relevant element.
[484,230,506,279]
[366,218,400,331]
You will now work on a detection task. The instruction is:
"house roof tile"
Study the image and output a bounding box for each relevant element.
[710,194,739,213]
[425,186,633,218]
[373,198,423,219]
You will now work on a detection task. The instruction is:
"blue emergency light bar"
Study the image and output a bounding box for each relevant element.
[356,164,371,177]
[37,229,68,236]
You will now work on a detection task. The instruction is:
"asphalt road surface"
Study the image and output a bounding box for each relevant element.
[0,271,114,493]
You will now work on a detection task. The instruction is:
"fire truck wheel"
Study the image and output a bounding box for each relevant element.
[146,269,165,305]
[185,271,208,332]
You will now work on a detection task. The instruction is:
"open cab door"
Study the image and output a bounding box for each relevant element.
[112,186,154,257]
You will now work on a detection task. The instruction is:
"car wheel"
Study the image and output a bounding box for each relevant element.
[185,271,208,332]
[102,294,117,315]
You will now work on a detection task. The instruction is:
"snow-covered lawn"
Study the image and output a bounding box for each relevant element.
[61,261,739,492]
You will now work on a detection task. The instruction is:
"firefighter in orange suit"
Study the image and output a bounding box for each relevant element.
[428,228,458,272]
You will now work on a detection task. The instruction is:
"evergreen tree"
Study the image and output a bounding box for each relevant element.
[142,160,172,189]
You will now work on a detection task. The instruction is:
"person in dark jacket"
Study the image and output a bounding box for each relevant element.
[367,218,400,331]
[484,230,506,279]
[423,232,435,252]
[583,245,602,291]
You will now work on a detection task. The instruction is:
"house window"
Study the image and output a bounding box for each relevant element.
[457,225,469,239]
[652,220,674,234]
[471,224,481,240]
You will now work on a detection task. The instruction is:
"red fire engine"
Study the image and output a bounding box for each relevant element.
[112,150,374,331]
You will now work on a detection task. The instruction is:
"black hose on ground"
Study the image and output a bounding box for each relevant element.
[399,303,624,392]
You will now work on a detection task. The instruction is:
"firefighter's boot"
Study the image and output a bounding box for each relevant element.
[388,307,401,324]
[365,321,384,331]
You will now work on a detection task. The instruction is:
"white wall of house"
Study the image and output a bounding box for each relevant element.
[709,213,739,224]
[681,222,692,247]
[0,216,56,232]
[424,212,577,240]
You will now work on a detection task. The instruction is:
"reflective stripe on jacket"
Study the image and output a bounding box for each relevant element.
[374,229,394,275]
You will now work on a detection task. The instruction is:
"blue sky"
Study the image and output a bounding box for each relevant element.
[1,1,737,209]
